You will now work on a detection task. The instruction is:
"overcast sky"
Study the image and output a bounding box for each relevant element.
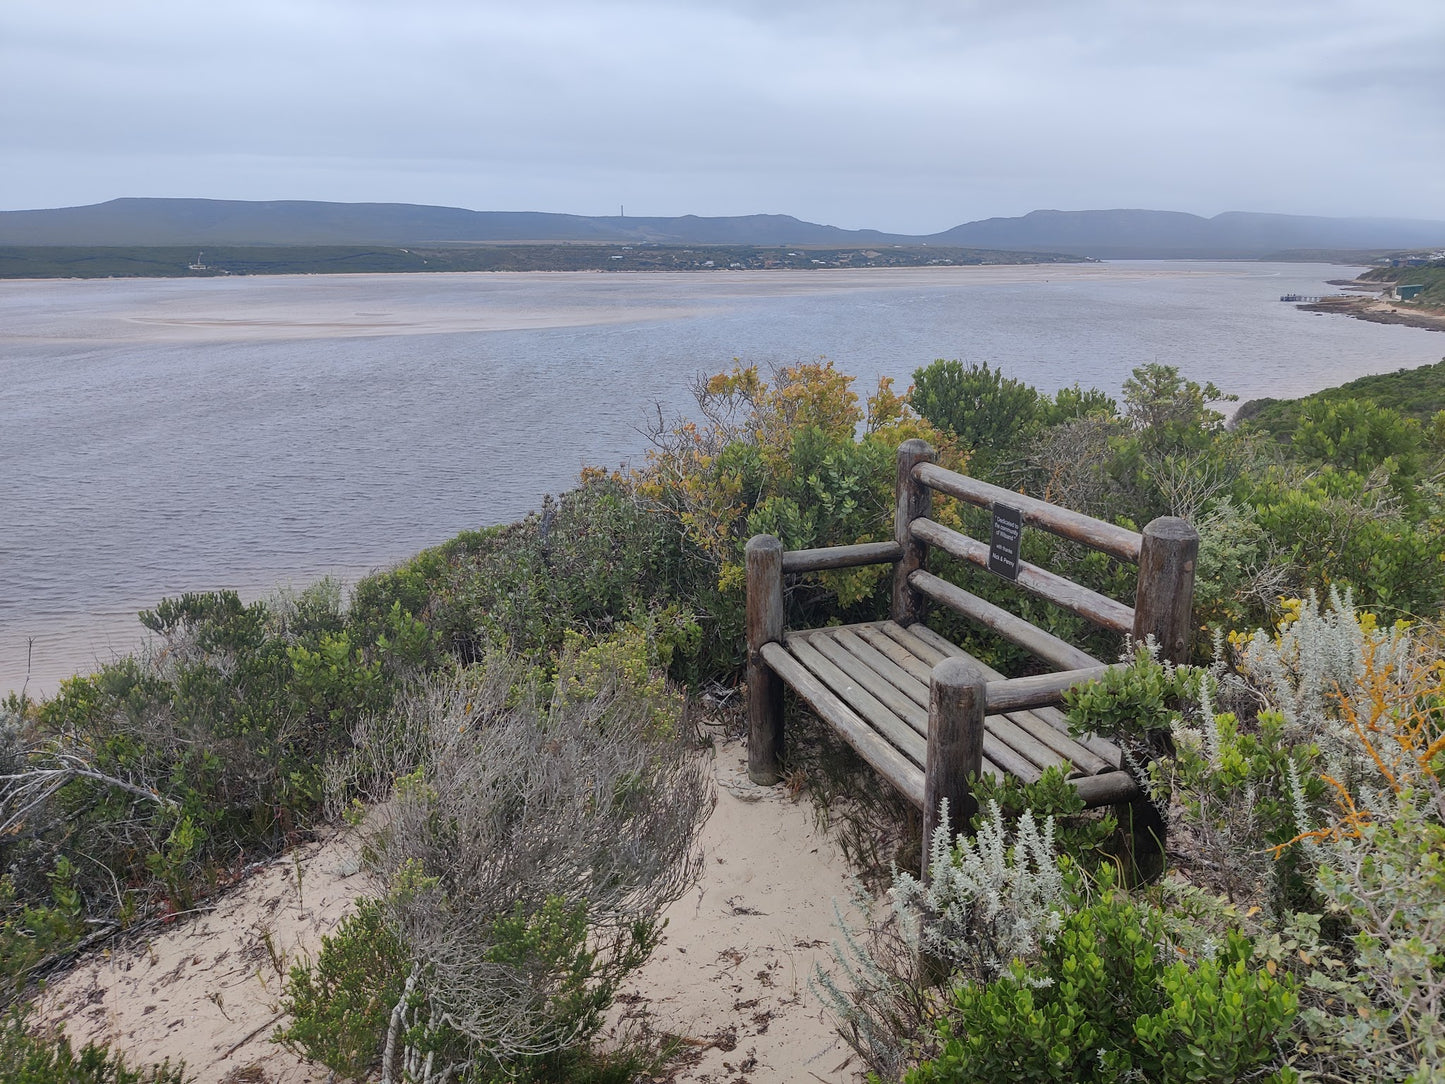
[2,0,1441,234]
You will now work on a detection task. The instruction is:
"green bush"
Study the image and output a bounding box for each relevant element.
[910,359,1040,474]
[275,898,409,1079]
[0,1009,189,1083]
[0,581,422,987]
[1248,469,1445,618]
[969,766,1116,866]
[1063,642,1209,749]
[907,891,1296,1084]
[365,476,711,677]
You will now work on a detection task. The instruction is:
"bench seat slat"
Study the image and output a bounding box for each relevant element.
[1006,709,1112,775]
[879,620,949,666]
[766,619,1127,807]
[787,637,928,767]
[816,627,1072,778]
[796,626,934,710]
[1030,704,1122,769]
[797,625,1092,785]
[905,623,1120,772]
[983,710,1074,777]
[975,731,1043,784]
[800,632,928,734]
[759,642,927,807]
[855,625,935,684]
[833,629,929,708]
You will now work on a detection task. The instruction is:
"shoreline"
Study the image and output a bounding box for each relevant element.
[1298,282,1445,333]
[0,254,1377,286]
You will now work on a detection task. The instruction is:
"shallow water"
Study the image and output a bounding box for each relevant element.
[3,262,1440,696]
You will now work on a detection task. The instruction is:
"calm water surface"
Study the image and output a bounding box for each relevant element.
[3,262,1441,695]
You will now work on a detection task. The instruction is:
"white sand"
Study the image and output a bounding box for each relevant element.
[34,739,866,1083]
[35,831,362,1083]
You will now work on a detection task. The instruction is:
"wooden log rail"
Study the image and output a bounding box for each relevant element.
[746,438,1199,879]
[913,461,1144,562]
[909,517,1135,634]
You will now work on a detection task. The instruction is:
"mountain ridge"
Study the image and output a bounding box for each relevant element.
[3,198,1443,258]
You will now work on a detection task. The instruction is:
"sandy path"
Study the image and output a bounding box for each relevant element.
[34,739,864,1084]
[610,740,863,1083]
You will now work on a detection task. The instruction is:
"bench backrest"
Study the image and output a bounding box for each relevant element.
[774,439,1198,670]
[892,438,1199,668]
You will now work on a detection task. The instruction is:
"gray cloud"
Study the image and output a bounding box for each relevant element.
[2,0,1441,230]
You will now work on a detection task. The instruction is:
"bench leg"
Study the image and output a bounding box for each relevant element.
[746,535,785,785]
[1116,795,1167,883]
[923,658,986,879]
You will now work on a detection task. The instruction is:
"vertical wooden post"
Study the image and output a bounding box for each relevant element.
[892,439,937,627]
[1133,515,1200,665]
[923,657,986,880]
[746,534,786,786]
[1123,515,1200,879]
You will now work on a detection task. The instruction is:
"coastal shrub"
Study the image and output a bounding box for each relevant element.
[813,802,1071,1081]
[635,360,959,633]
[276,898,409,1079]
[1247,468,1445,618]
[818,803,1297,1083]
[1191,496,1290,634]
[0,1008,189,1083]
[1064,640,1211,750]
[0,866,86,1002]
[909,359,1039,476]
[1006,412,1124,517]
[1237,358,1445,434]
[968,766,1117,867]
[367,475,714,678]
[1120,362,1234,454]
[1040,382,1119,426]
[823,591,1445,1083]
[0,581,433,968]
[1229,596,1445,1079]
[1128,592,1445,1080]
[1291,397,1423,482]
[302,650,710,1079]
[892,801,1067,986]
[1166,703,1323,911]
[906,895,1296,1084]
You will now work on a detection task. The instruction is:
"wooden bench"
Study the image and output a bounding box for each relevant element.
[745,438,1199,872]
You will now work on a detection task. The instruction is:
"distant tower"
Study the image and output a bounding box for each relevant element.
[620,204,624,217]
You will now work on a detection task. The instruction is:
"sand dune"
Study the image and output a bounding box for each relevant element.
[36,738,865,1084]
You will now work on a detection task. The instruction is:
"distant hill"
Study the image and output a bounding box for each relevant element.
[930,209,1445,259]
[0,198,910,248]
[3,198,1443,258]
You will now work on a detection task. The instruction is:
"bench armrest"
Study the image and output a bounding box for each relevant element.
[781,539,903,574]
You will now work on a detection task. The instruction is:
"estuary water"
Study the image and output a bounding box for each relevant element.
[3,261,1441,696]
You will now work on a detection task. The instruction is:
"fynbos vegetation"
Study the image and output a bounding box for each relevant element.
[3,354,1444,1080]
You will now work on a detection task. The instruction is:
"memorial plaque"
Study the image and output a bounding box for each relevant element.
[988,503,1022,580]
